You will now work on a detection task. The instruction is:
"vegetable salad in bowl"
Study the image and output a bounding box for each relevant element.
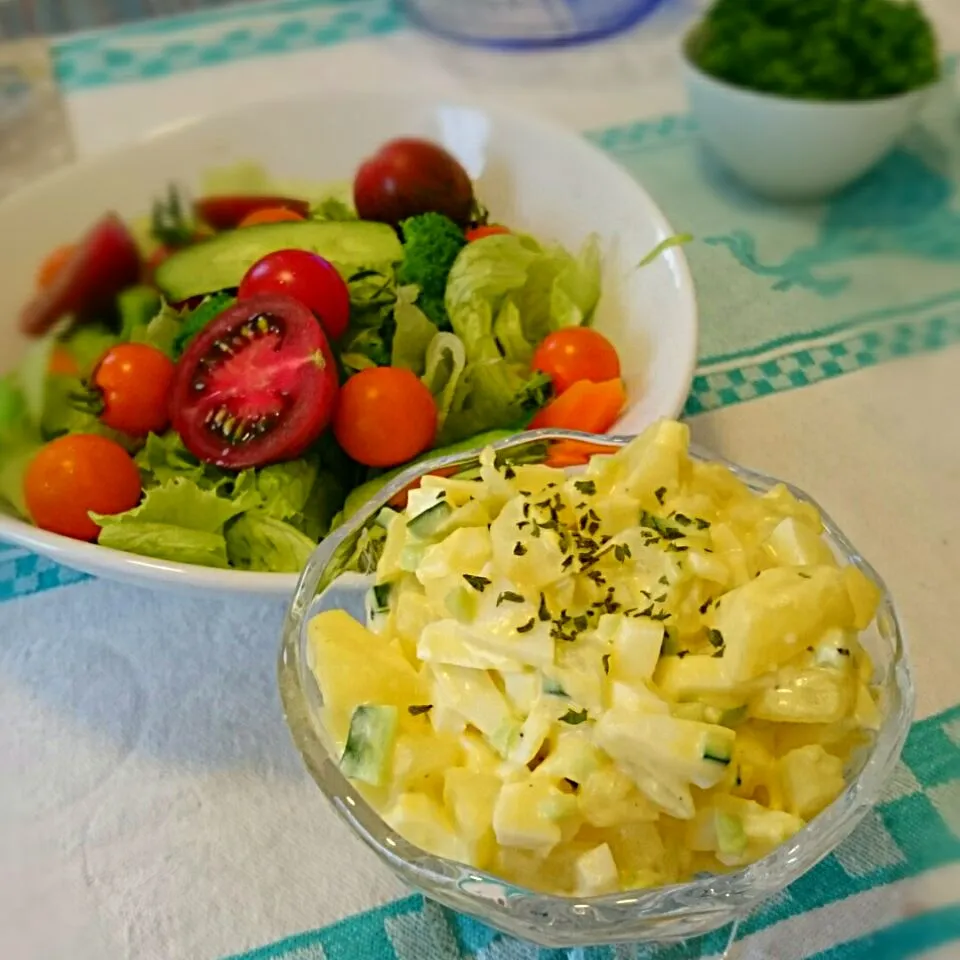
[0,138,671,574]
[282,420,911,921]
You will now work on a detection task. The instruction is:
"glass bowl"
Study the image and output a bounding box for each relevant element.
[278,429,914,948]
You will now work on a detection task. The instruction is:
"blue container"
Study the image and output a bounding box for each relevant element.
[401,0,667,49]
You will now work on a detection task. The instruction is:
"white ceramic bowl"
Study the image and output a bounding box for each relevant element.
[0,93,697,596]
[681,39,929,201]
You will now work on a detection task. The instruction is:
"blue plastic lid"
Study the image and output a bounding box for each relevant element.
[401,0,668,50]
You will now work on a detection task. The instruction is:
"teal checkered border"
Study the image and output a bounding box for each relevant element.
[221,703,960,960]
[53,0,401,90]
[685,309,960,416]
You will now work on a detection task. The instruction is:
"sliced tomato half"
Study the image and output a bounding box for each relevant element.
[170,294,339,469]
[194,195,311,231]
[20,213,142,337]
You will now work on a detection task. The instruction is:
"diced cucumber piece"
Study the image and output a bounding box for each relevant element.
[340,704,399,786]
[445,585,479,623]
[703,731,733,765]
[375,507,399,530]
[408,501,454,540]
[715,811,747,857]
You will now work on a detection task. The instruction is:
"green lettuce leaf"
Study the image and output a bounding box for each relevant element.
[61,323,121,375]
[135,431,218,488]
[254,458,319,521]
[421,332,467,426]
[225,511,317,572]
[391,287,438,373]
[0,375,40,517]
[93,476,260,567]
[95,476,258,532]
[492,300,532,365]
[98,523,229,568]
[446,232,602,362]
[144,301,185,359]
[173,293,235,358]
[40,375,136,451]
[118,286,162,342]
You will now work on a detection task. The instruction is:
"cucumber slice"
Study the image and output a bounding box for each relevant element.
[340,704,399,786]
[715,811,747,858]
[703,730,734,765]
[155,220,403,301]
[367,582,392,617]
[408,501,454,540]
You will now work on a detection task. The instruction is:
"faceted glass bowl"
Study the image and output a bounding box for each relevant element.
[278,430,914,947]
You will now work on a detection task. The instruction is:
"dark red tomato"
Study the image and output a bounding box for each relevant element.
[170,294,339,469]
[354,138,475,228]
[238,250,351,341]
[21,214,142,337]
[194,195,310,231]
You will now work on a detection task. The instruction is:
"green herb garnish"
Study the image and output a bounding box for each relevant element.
[560,708,589,725]
[687,0,940,102]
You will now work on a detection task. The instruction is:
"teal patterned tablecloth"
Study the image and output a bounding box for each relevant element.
[1,3,959,959]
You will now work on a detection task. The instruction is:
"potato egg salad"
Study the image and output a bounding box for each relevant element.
[307,420,883,896]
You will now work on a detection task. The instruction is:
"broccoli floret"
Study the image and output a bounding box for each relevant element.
[396,213,466,329]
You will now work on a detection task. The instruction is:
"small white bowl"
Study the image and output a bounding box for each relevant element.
[681,37,930,201]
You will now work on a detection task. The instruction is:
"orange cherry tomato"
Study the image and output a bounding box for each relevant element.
[24,434,142,541]
[532,328,621,396]
[529,378,627,434]
[36,243,77,290]
[48,346,80,377]
[465,224,511,243]
[93,343,176,437]
[334,367,437,468]
[238,207,305,228]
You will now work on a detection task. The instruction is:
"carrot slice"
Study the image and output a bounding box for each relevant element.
[238,207,305,228]
[36,243,77,290]
[546,439,618,469]
[529,378,627,434]
[48,346,80,377]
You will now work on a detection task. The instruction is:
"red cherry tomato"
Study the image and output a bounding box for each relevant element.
[334,367,437,468]
[170,294,339,469]
[354,138,475,228]
[465,225,511,242]
[193,195,310,231]
[93,343,176,438]
[238,249,351,341]
[21,214,142,337]
[24,434,142,542]
[532,328,621,396]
